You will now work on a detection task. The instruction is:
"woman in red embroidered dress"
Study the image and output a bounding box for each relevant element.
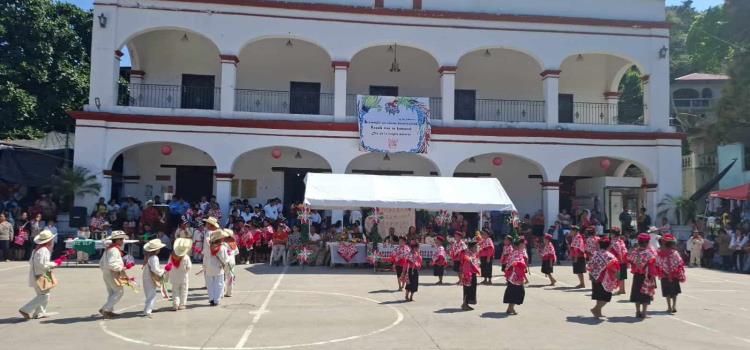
[449,232,467,285]
[392,237,411,291]
[432,236,448,285]
[608,228,629,295]
[401,241,423,302]
[630,233,657,318]
[478,230,495,285]
[569,226,587,288]
[656,234,686,313]
[584,226,600,262]
[503,237,527,315]
[460,242,480,311]
[587,237,620,318]
[541,233,557,286]
[499,235,512,272]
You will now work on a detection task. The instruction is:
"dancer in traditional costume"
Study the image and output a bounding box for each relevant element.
[169,238,193,311]
[19,230,58,320]
[202,217,222,288]
[99,231,129,318]
[630,233,657,318]
[206,229,230,306]
[478,230,495,285]
[584,226,599,262]
[392,237,410,291]
[541,233,557,286]
[499,235,512,272]
[141,239,166,317]
[432,236,448,285]
[587,237,620,318]
[569,226,586,288]
[449,232,467,285]
[656,234,686,313]
[402,240,423,302]
[609,228,629,295]
[224,230,238,297]
[503,237,527,315]
[460,242,480,311]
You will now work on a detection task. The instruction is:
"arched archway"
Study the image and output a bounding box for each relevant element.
[345,153,439,177]
[110,142,217,203]
[455,48,545,122]
[231,147,332,210]
[235,37,333,115]
[120,29,221,110]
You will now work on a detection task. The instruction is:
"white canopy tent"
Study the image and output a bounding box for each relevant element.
[303,173,516,212]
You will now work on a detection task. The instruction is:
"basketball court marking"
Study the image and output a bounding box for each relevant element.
[235,266,287,348]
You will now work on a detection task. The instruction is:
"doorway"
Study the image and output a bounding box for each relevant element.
[558,94,574,123]
[181,74,215,110]
[289,81,321,115]
[275,167,332,213]
[455,89,476,120]
[175,166,214,203]
[369,85,399,96]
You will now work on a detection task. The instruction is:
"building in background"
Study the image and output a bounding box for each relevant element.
[71,0,680,227]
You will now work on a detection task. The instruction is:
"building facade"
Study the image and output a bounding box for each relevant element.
[73,0,680,228]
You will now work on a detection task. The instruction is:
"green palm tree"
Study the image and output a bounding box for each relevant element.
[51,166,101,211]
[657,195,697,225]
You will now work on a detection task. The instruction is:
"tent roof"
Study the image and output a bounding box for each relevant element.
[709,183,750,201]
[303,173,516,212]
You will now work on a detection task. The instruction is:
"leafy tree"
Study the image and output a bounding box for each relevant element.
[657,194,697,225]
[0,0,92,139]
[666,1,698,80]
[685,5,731,74]
[50,166,101,212]
[714,0,750,141]
[617,66,644,125]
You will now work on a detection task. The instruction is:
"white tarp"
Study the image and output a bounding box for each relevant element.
[303,173,516,212]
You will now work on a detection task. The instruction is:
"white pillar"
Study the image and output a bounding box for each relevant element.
[128,70,144,107]
[215,173,233,224]
[220,55,238,113]
[541,182,560,229]
[647,40,671,130]
[644,184,658,221]
[541,69,560,126]
[73,121,108,210]
[604,91,621,125]
[101,171,113,202]
[332,61,349,120]
[439,66,456,123]
[89,8,119,109]
[123,176,140,199]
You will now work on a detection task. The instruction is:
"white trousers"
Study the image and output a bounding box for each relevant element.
[206,275,225,303]
[224,272,234,297]
[172,281,189,307]
[270,245,287,265]
[101,274,124,312]
[143,281,158,314]
[20,285,50,318]
[690,250,702,265]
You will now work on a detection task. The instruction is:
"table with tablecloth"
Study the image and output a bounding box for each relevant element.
[377,243,436,260]
[326,242,368,266]
[64,239,139,262]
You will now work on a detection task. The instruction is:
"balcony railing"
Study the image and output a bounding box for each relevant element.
[673,98,714,109]
[571,102,644,125]
[470,99,545,122]
[345,95,443,119]
[682,153,717,169]
[118,83,220,110]
[235,89,334,115]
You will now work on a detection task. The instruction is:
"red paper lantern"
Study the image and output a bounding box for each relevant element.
[599,158,611,170]
[271,149,282,159]
[492,156,503,166]
[160,145,172,156]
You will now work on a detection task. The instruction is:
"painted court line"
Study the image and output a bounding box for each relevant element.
[235,266,288,349]
[668,316,750,345]
[0,265,26,272]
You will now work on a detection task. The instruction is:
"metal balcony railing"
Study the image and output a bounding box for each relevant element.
[571,102,644,125]
[117,83,220,110]
[673,98,714,109]
[470,99,545,122]
[234,89,334,115]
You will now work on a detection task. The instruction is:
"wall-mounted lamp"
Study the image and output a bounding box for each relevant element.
[98,13,107,28]
[659,45,668,59]
[483,49,491,57]
[383,153,391,161]
[94,97,101,109]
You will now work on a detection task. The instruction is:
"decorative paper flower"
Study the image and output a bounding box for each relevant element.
[297,247,312,265]
[337,242,358,262]
[435,209,452,226]
[54,258,64,266]
[367,250,381,265]
[125,261,135,270]
[165,262,174,272]
[366,208,385,225]
[65,249,76,257]
[297,205,311,224]
[192,246,203,255]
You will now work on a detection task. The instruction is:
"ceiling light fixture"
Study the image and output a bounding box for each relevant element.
[294,151,302,159]
[576,54,584,62]
[181,33,189,42]
[383,153,391,161]
[483,49,491,57]
[389,43,401,73]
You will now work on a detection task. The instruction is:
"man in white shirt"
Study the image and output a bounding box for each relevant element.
[310,211,322,225]
[349,209,362,228]
[264,201,278,221]
[274,198,284,219]
[240,206,254,223]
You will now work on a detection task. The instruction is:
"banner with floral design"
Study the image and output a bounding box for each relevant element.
[357,95,431,153]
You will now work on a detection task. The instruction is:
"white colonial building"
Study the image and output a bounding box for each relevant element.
[73,0,681,228]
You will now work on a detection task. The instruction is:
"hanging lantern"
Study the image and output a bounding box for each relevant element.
[599,158,611,170]
[492,156,503,166]
[271,148,282,159]
[160,145,172,156]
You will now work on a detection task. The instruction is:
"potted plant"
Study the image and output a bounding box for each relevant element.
[657,195,697,240]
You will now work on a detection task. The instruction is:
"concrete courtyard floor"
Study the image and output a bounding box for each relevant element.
[1,260,749,350]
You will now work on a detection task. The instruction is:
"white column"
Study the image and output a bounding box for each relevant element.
[220,55,238,113]
[215,173,233,223]
[643,184,658,221]
[89,8,119,109]
[128,70,144,106]
[439,66,456,123]
[604,91,620,125]
[73,121,107,210]
[332,61,349,120]
[647,41,671,130]
[541,69,560,126]
[123,176,140,199]
[541,182,560,229]
[101,172,113,202]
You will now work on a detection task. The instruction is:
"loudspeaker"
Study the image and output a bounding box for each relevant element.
[69,206,88,228]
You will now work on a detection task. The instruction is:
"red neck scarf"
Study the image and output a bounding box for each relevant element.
[210,243,222,256]
[170,254,182,268]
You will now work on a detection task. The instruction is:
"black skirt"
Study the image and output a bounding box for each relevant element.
[573,257,587,274]
[452,261,461,273]
[629,273,652,304]
[618,264,628,280]
[395,265,403,278]
[480,257,493,278]
[501,263,507,272]
[503,283,525,305]
[541,260,554,274]
[406,269,419,292]
[433,265,444,277]
[463,274,477,305]
[591,281,612,302]
[660,278,682,297]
